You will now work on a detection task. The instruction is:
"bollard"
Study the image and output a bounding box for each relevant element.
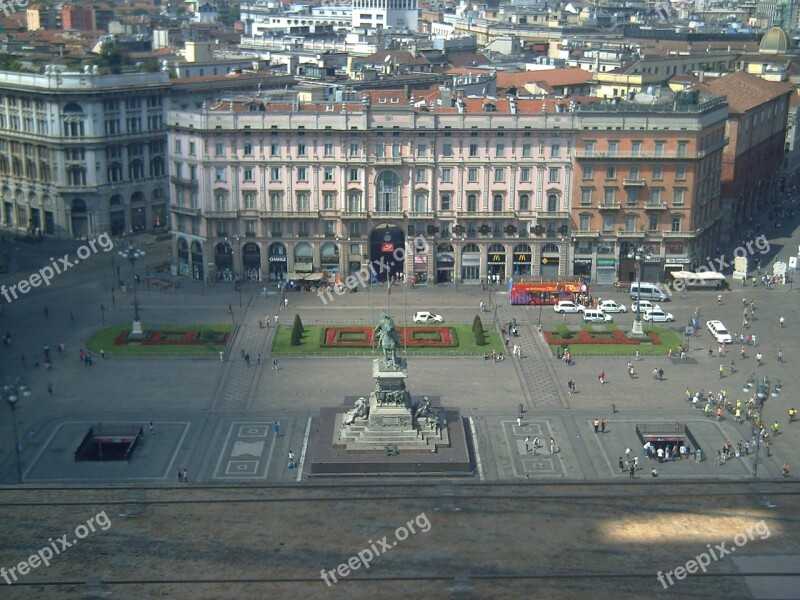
[611,403,616,414]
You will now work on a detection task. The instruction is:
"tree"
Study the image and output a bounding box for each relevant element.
[474,325,486,346]
[290,314,303,346]
[472,315,483,335]
[293,314,304,334]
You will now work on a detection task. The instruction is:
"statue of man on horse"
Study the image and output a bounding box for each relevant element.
[373,312,400,369]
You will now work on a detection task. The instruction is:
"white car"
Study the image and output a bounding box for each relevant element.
[642,308,675,323]
[413,311,444,324]
[598,300,627,314]
[553,301,584,314]
[706,320,733,344]
[631,300,661,313]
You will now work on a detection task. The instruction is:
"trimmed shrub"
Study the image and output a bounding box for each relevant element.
[293,314,304,333]
[472,315,483,335]
[475,326,486,346]
[290,317,302,346]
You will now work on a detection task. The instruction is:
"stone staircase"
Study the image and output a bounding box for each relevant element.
[336,413,450,451]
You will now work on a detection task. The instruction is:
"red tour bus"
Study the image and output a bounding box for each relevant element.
[510,277,587,305]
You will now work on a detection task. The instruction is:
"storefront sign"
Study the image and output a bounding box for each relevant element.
[414,255,428,272]
[513,253,530,265]
[436,253,455,266]
[573,258,592,266]
[597,258,616,267]
[488,253,505,266]
[541,256,560,265]
[269,256,287,263]
[381,242,394,252]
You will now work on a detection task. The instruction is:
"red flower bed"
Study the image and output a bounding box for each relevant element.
[545,329,661,346]
[114,330,229,345]
[323,327,456,347]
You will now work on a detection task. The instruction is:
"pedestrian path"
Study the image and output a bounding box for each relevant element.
[494,300,571,411]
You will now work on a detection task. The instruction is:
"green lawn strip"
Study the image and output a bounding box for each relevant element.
[546,327,685,356]
[86,324,232,357]
[272,324,503,356]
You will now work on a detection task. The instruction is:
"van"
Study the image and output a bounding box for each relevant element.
[629,282,670,302]
[583,308,612,323]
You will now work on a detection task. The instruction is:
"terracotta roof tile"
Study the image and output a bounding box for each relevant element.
[695,71,793,113]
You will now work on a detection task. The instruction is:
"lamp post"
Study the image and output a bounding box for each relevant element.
[744,374,781,479]
[4,380,30,483]
[118,243,145,337]
[627,245,650,335]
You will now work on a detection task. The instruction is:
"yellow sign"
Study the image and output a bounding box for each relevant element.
[492,254,501,262]
[541,257,548,264]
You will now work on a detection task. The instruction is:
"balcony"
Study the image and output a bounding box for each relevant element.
[372,156,403,165]
[537,210,570,219]
[172,205,200,217]
[407,211,435,219]
[485,211,516,219]
[205,210,237,219]
[663,230,691,237]
[616,229,646,238]
[371,210,404,218]
[239,208,259,218]
[598,203,622,210]
[341,211,368,219]
[644,203,668,210]
[576,151,698,160]
[170,176,198,188]
[622,178,646,187]
[573,230,600,238]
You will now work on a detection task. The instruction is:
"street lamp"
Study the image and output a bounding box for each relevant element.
[118,243,145,337]
[4,380,30,483]
[627,245,651,335]
[745,374,781,479]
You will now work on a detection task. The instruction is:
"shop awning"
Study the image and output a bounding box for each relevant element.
[285,271,324,281]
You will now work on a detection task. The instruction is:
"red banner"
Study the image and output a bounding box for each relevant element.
[381,242,394,252]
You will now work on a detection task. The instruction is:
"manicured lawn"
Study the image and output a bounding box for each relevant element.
[87,324,233,357]
[272,324,503,356]
[546,326,685,356]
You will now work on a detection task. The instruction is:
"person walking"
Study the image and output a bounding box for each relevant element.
[719,364,724,379]
[219,351,224,362]
[177,468,182,483]
[658,367,663,381]
[181,468,188,483]
[272,357,279,371]
[780,316,785,328]
[593,418,600,433]
[601,419,606,433]
[273,421,280,436]
[599,370,605,385]
[525,436,530,453]
[629,463,636,479]
[244,353,250,367]
[618,457,624,472]
[257,353,261,365]
[284,298,288,309]
[149,421,154,435]
[778,349,784,363]
[274,315,279,326]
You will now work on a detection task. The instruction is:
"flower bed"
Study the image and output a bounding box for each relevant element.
[544,329,661,346]
[114,329,230,346]
[322,327,457,348]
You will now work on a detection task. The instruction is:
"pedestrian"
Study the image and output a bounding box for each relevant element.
[629,463,635,478]
[245,353,250,366]
[257,353,261,365]
[149,421,154,434]
[756,352,762,365]
[219,351,224,362]
[658,367,663,381]
[288,450,295,469]
[177,469,182,483]
[651,467,658,477]
[182,468,188,483]
[634,456,639,469]
[517,416,522,427]
[274,315,279,326]
[100,349,105,359]
[780,316,785,328]
[549,436,556,454]
[525,436,530,453]
[625,447,631,460]
[618,457,624,472]
[778,349,784,363]
[284,298,288,309]
[273,421,280,436]
[272,357,278,371]
[601,419,606,433]
[599,370,605,384]
[657,448,664,463]
[635,349,640,361]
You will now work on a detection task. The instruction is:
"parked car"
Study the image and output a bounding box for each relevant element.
[706,320,733,344]
[631,300,661,313]
[583,308,613,323]
[413,311,444,324]
[641,308,675,323]
[553,301,584,314]
[598,300,627,314]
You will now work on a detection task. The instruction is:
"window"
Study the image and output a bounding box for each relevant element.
[520,168,531,183]
[323,193,335,210]
[174,162,183,179]
[244,192,256,210]
[349,168,359,182]
[673,188,685,205]
[548,168,560,183]
[631,141,642,157]
[625,214,637,231]
[650,188,662,204]
[440,222,451,237]
[492,194,503,212]
[467,168,478,183]
[627,188,639,206]
[648,215,659,231]
[214,193,226,212]
[297,143,307,156]
[215,167,226,182]
[677,141,688,157]
[324,220,336,235]
[270,193,283,212]
[629,166,640,180]
[440,194,451,211]
[375,171,400,212]
[582,165,593,179]
[270,167,281,181]
[606,166,616,179]
[270,221,282,237]
[550,143,560,157]
[671,216,681,231]
[522,144,532,157]
[296,221,309,237]
[417,144,427,157]
[324,167,334,181]
[243,143,252,156]
[174,140,182,154]
[579,214,591,231]
[583,142,594,156]
[602,214,614,232]
[215,142,224,156]
[580,188,592,206]
[349,143,359,157]
[467,194,478,212]
[655,141,665,157]
[413,193,427,213]
[324,143,334,157]
[375,143,385,158]
[652,165,663,180]
[348,192,361,213]
[608,141,618,157]
[494,168,505,183]
[442,143,453,157]
[297,167,308,181]
[245,220,257,236]
[243,167,254,181]
[519,194,530,211]
[675,165,686,180]
[603,188,616,205]
[392,143,401,158]
[441,167,453,183]
[547,195,558,212]
[496,143,505,157]
[296,193,310,212]
[415,168,427,184]
[469,144,478,157]
[270,143,280,157]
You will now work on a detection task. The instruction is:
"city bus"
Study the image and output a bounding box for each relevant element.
[509,277,587,305]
